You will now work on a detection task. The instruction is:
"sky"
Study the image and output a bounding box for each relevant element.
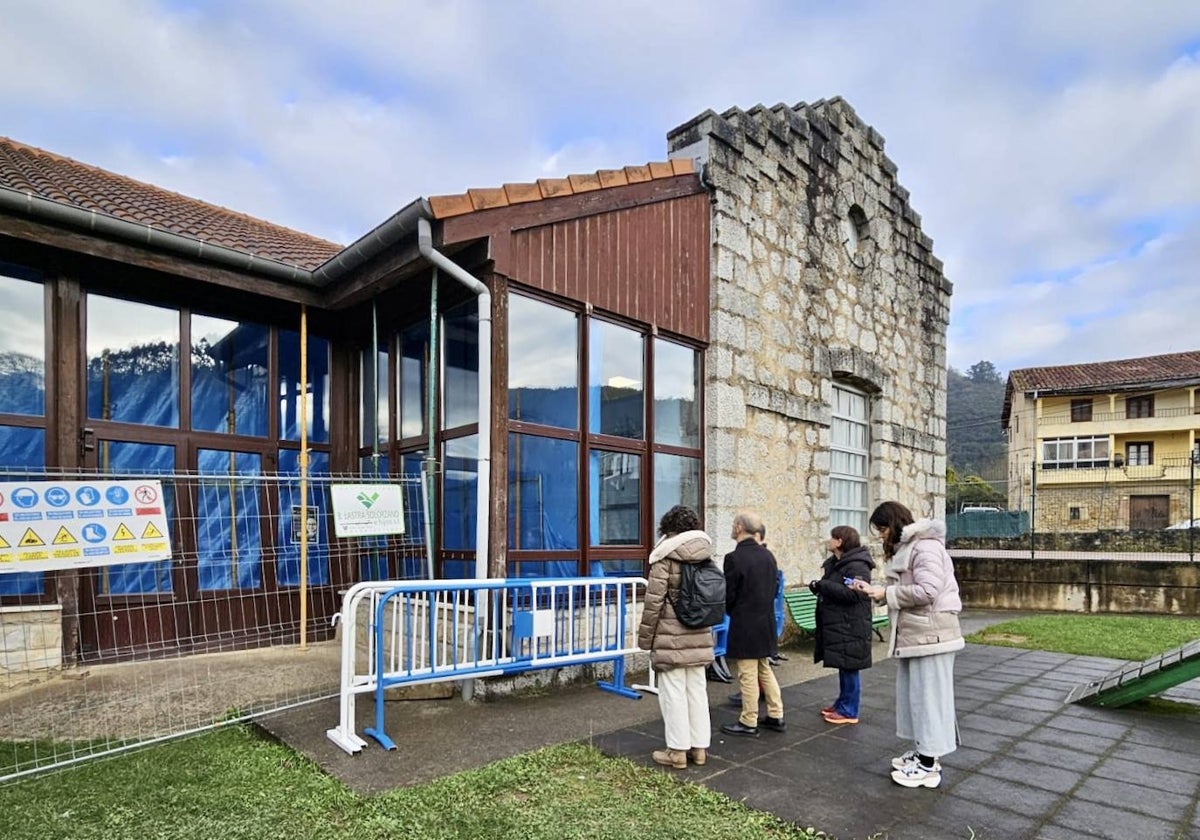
[2,0,1199,376]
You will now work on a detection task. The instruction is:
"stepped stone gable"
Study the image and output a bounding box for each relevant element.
[668,97,952,581]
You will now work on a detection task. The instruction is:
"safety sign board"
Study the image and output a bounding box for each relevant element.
[0,480,172,575]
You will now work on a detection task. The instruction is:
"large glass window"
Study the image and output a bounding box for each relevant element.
[509,295,578,429]
[275,449,330,587]
[588,320,643,439]
[196,449,263,590]
[191,316,269,437]
[87,295,180,427]
[0,272,45,416]
[831,384,869,533]
[278,330,330,443]
[653,339,699,448]
[0,427,45,596]
[99,441,175,595]
[653,453,700,529]
[589,450,641,545]
[442,435,477,551]
[1042,436,1110,469]
[508,434,578,550]
[400,322,430,440]
[442,304,478,430]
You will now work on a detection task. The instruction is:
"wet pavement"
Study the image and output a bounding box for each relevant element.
[260,612,1200,839]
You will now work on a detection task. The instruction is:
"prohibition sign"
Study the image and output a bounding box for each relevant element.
[134,485,158,504]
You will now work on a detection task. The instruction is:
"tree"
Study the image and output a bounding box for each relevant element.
[966,360,1002,385]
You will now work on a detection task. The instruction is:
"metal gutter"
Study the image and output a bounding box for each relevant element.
[310,199,432,287]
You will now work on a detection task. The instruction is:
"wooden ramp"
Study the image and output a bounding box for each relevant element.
[1066,638,1200,707]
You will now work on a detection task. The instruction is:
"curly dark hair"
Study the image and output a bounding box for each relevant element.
[869,501,915,557]
[658,504,701,537]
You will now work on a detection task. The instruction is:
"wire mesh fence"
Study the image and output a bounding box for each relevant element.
[947,453,1200,561]
[0,470,429,783]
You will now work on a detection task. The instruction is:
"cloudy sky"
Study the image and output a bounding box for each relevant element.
[3,1,1198,375]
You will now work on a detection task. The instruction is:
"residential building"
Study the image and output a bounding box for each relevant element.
[0,96,950,664]
[1002,351,1200,531]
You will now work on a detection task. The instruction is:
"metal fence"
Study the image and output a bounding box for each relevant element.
[0,470,428,783]
[947,454,1200,561]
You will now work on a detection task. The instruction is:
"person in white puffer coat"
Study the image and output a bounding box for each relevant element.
[853,501,963,790]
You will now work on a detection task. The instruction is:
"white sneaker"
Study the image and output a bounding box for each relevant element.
[891,749,919,770]
[891,759,941,788]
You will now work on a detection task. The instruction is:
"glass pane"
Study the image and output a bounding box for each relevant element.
[442,304,478,430]
[588,558,643,577]
[275,450,330,587]
[87,295,179,427]
[1042,442,1056,462]
[397,450,428,578]
[98,441,175,595]
[1095,439,1109,459]
[0,427,45,595]
[508,559,580,578]
[442,435,477,551]
[588,320,643,439]
[196,449,262,590]
[508,295,578,429]
[278,330,330,443]
[191,316,269,436]
[589,450,641,545]
[653,339,698,448]
[359,453,390,477]
[0,273,45,416]
[652,453,700,531]
[360,349,389,448]
[508,434,578,550]
[400,321,430,439]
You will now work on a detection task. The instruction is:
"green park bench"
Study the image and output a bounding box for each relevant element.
[783,589,889,643]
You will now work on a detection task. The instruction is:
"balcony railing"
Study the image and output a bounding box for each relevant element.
[1040,405,1199,427]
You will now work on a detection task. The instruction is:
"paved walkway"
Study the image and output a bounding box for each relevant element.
[261,612,1200,840]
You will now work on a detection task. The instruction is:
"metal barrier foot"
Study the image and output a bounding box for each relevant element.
[363,727,398,751]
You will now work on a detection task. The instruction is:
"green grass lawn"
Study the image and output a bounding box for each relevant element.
[965,613,1200,661]
[0,727,823,840]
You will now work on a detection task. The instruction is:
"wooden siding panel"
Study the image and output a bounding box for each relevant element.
[506,192,709,341]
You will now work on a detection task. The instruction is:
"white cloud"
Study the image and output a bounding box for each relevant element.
[1,0,1198,374]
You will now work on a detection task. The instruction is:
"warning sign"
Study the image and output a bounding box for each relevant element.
[113,523,137,541]
[141,521,164,540]
[0,480,171,575]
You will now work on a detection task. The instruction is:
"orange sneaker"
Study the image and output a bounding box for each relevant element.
[823,711,859,725]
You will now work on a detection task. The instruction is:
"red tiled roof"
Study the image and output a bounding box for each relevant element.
[0,137,342,270]
[428,158,695,219]
[1009,351,1200,394]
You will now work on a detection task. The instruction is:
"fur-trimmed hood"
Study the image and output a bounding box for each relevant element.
[648,530,713,565]
[899,518,947,546]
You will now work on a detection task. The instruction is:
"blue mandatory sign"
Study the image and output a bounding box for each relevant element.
[105,485,130,505]
[82,523,108,543]
[76,485,102,506]
[44,486,71,508]
[11,487,39,508]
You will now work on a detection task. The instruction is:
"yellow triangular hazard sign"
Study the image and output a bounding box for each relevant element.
[112,523,136,541]
[52,526,78,545]
[0,534,8,549]
[141,521,164,540]
[19,528,44,547]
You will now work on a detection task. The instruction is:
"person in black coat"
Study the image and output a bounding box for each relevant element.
[809,525,876,724]
[720,510,785,736]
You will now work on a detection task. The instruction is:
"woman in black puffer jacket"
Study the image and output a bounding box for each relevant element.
[809,525,876,724]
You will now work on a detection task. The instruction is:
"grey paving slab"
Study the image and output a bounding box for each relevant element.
[1047,797,1181,840]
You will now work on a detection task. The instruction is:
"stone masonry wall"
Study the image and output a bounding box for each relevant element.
[668,98,952,584]
[1,605,63,685]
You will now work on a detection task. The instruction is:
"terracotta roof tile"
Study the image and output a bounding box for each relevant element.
[1010,350,1200,394]
[0,136,341,270]
[428,159,697,219]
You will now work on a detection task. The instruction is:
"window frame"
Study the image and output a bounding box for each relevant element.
[1125,395,1154,419]
[830,382,870,533]
[1070,399,1093,423]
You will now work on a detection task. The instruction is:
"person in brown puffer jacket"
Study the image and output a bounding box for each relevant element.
[636,505,715,770]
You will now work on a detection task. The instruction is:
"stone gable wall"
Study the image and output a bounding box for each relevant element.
[669,98,951,583]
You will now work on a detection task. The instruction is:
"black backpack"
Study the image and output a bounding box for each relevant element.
[671,559,727,628]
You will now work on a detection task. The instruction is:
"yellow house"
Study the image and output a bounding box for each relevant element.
[1002,351,1200,531]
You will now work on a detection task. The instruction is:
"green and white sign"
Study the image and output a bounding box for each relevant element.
[329,484,405,537]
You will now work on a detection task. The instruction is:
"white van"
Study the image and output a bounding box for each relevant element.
[960,504,1002,514]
